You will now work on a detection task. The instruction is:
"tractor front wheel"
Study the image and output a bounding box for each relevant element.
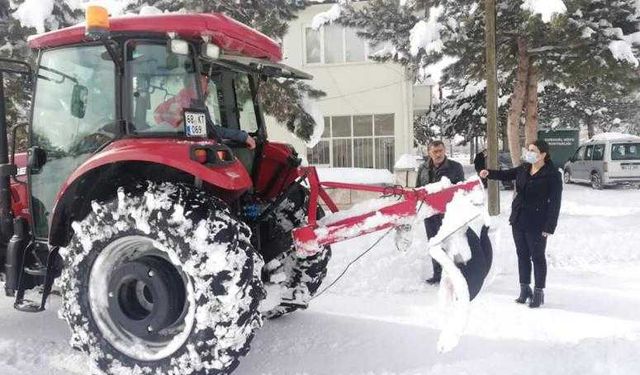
[59,183,264,375]
[259,183,331,319]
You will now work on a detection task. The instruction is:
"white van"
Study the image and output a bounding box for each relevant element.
[564,135,640,189]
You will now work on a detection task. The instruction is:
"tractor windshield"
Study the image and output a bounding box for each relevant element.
[127,42,199,133]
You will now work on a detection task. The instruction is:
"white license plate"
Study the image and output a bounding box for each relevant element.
[184,111,207,137]
[621,164,640,170]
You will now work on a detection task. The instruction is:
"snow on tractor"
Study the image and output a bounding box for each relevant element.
[0,6,493,375]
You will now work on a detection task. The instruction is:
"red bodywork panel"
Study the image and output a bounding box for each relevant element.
[27,13,282,62]
[56,138,253,203]
[254,141,299,200]
[10,153,30,221]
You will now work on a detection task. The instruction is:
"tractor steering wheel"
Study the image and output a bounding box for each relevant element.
[71,120,117,155]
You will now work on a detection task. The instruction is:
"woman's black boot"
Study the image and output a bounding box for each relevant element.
[515,284,532,304]
[529,288,544,308]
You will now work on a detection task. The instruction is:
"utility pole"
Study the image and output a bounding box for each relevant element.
[485,0,500,216]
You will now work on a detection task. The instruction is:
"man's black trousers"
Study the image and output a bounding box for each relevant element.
[424,214,444,280]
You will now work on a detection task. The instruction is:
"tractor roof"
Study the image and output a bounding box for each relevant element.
[27,13,282,62]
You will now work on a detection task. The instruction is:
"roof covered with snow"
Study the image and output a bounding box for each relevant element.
[589,132,640,142]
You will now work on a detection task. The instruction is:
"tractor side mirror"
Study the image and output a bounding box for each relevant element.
[28,146,47,173]
[71,84,88,119]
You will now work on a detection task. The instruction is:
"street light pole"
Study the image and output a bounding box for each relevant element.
[485,0,500,216]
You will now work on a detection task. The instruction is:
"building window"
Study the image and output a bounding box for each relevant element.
[305,28,321,64]
[345,28,366,62]
[304,25,373,65]
[307,114,395,171]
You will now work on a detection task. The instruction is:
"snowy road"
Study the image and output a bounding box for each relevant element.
[1,183,640,375]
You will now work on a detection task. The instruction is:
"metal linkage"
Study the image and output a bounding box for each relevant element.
[293,166,483,256]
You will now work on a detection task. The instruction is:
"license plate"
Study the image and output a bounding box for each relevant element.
[621,164,640,170]
[184,111,207,137]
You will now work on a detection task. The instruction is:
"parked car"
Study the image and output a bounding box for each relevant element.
[563,136,640,189]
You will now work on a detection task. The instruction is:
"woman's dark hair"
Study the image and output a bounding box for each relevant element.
[531,139,551,162]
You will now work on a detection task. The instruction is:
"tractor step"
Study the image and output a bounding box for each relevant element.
[14,298,43,313]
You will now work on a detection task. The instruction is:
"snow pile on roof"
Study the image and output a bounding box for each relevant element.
[13,0,54,34]
[311,3,342,30]
[409,7,443,56]
[590,132,640,141]
[394,154,422,170]
[139,5,163,15]
[316,168,395,185]
[521,0,567,22]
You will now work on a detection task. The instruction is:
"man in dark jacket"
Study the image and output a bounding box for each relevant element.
[416,140,465,284]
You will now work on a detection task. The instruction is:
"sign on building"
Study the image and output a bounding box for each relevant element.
[538,128,580,167]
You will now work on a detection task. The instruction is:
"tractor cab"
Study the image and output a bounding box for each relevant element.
[26,10,309,242]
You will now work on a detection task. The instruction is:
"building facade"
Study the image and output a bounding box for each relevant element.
[266,3,432,171]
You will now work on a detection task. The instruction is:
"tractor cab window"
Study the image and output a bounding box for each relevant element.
[202,67,260,134]
[234,74,259,134]
[127,42,198,134]
[30,45,116,237]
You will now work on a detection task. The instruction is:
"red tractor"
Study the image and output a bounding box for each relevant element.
[0,6,492,375]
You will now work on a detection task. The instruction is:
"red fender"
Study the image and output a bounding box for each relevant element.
[47,138,252,245]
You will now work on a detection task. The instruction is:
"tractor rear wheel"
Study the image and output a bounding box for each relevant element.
[59,182,264,375]
[260,183,331,319]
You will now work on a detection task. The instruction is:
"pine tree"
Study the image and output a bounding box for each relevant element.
[331,0,640,164]
[539,83,640,137]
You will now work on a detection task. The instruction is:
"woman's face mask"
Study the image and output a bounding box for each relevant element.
[522,149,540,164]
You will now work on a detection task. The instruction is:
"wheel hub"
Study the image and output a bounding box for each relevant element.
[108,256,186,339]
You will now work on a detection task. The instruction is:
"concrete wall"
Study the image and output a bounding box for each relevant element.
[265,4,417,164]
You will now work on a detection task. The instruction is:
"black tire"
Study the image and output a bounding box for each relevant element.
[563,169,572,184]
[260,183,331,319]
[591,172,603,190]
[59,182,264,375]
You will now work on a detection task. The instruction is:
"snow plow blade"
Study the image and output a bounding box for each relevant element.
[292,165,492,295]
[291,167,493,351]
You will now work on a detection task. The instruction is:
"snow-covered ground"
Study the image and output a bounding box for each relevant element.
[1,182,640,374]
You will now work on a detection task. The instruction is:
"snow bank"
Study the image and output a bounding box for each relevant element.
[521,0,567,22]
[394,154,422,170]
[13,0,55,34]
[316,167,395,185]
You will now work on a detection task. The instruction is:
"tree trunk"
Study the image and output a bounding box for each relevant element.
[587,119,595,139]
[507,37,529,166]
[524,62,539,145]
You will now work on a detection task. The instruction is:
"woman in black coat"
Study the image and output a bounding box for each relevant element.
[479,140,562,308]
